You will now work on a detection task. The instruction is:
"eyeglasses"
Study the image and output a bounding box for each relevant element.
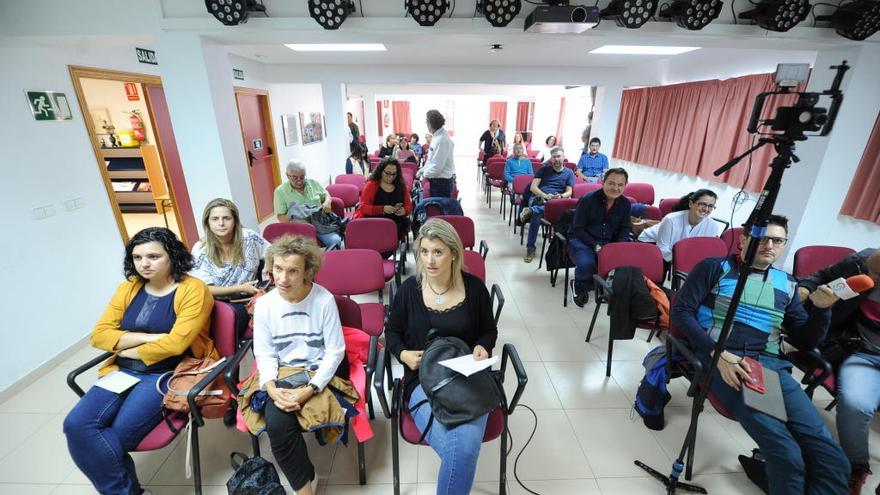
[287,174,305,181]
[757,236,788,246]
[695,202,717,210]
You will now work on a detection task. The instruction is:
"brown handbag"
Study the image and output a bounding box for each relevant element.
[161,356,231,419]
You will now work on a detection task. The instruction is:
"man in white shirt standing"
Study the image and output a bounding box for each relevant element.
[418,109,456,198]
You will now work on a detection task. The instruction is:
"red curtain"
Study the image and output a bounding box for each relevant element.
[515,101,530,132]
[376,100,383,136]
[489,102,507,128]
[613,73,803,192]
[392,101,411,135]
[555,98,566,146]
[841,111,880,224]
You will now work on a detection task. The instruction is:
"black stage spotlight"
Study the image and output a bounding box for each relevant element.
[308,0,355,30]
[658,0,723,29]
[816,0,880,40]
[738,0,810,32]
[599,0,658,28]
[406,0,451,26]
[205,0,266,26]
[479,0,523,27]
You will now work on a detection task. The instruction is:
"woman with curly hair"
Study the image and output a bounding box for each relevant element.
[64,227,217,495]
[354,157,413,241]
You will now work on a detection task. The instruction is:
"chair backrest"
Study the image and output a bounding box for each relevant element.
[793,245,856,279]
[659,198,679,217]
[486,160,506,181]
[402,169,415,191]
[345,217,399,253]
[563,161,577,172]
[210,301,238,358]
[335,174,366,193]
[316,249,385,295]
[572,183,601,199]
[543,198,578,225]
[331,197,345,218]
[531,162,543,174]
[420,179,459,199]
[672,237,729,275]
[720,227,744,256]
[623,182,655,205]
[400,161,418,176]
[435,215,475,249]
[263,222,318,243]
[512,174,534,195]
[641,205,663,221]
[597,242,665,283]
[326,183,360,208]
[334,294,362,329]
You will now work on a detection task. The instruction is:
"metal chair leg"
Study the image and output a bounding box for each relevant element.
[500,415,508,495]
[392,411,401,495]
[250,433,261,457]
[358,441,367,485]
[606,337,614,377]
[586,300,602,342]
[191,423,202,495]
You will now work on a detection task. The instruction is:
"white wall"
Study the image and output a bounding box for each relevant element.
[267,83,334,184]
[0,39,160,391]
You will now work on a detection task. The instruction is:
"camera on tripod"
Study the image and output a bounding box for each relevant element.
[746,61,849,140]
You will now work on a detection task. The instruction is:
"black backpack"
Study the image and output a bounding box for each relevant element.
[545,208,577,271]
[227,452,285,495]
[412,330,502,435]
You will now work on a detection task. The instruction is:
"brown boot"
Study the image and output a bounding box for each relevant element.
[849,463,871,495]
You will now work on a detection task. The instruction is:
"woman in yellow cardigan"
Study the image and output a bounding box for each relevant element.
[63,227,217,495]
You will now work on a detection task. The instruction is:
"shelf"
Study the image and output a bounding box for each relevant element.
[101,147,142,158]
[108,170,148,180]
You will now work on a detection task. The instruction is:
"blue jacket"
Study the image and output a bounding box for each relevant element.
[571,190,631,248]
[504,156,532,183]
[577,152,609,178]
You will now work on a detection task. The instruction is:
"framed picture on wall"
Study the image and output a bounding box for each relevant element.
[299,111,324,146]
[281,114,298,146]
[89,106,112,131]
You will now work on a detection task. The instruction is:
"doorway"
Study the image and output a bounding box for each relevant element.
[234,88,281,222]
[69,66,198,246]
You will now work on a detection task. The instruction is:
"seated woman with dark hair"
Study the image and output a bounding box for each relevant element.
[64,227,217,495]
[354,157,413,240]
[345,143,369,176]
[395,138,418,163]
[638,189,723,261]
[378,133,399,158]
[385,218,498,495]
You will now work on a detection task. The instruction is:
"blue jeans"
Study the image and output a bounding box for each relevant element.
[428,178,454,198]
[836,352,880,465]
[525,199,545,252]
[567,237,597,291]
[64,370,167,495]
[408,384,488,495]
[700,352,849,495]
[317,231,342,250]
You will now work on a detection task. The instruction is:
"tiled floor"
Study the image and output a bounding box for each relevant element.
[2,154,878,494]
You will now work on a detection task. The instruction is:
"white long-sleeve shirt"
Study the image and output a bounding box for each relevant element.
[422,126,455,179]
[252,283,345,391]
[639,210,723,261]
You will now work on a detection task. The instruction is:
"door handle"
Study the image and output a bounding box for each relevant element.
[248,150,256,167]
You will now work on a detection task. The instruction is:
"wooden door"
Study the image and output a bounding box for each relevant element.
[235,90,280,220]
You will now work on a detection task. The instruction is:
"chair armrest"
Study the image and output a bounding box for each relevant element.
[712,217,730,231]
[500,344,528,414]
[782,336,833,397]
[372,347,392,418]
[188,356,230,427]
[491,283,505,327]
[67,351,114,397]
[479,240,489,260]
[672,269,689,282]
[224,339,253,395]
[592,274,612,300]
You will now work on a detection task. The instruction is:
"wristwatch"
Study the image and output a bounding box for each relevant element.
[308,383,320,394]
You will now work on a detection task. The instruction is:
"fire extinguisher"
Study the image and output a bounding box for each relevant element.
[128,110,146,143]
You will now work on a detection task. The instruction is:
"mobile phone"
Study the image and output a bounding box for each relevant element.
[741,356,766,395]
[256,279,271,290]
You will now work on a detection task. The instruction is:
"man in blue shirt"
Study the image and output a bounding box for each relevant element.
[576,137,609,183]
[568,168,631,306]
[519,147,575,263]
[504,143,532,183]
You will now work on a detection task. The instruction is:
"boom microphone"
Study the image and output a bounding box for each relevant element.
[828,274,875,300]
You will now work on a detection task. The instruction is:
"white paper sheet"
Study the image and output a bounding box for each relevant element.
[438,355,499,377]
[828,277,860,300]
[94,370,141,394]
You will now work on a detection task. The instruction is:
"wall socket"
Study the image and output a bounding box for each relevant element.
[31,204,56,220]
[63,197,86,211]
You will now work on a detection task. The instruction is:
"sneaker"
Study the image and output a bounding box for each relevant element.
[849,463,872,495]
[519,207,532,224]
[571,280,590,307]
[524,250,536,263]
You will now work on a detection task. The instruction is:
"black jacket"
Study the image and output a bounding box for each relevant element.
[608,266,659,340]
[798,248,876,336]
[571,189,631,248]
[385,272,498,399]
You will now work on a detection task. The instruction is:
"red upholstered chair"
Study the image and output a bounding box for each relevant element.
[400,161,418,177]
[420,179,459,199]
[585,242,665,376]
[659,198,678,217]
[327,183,360,211]
[401,168,415,193]
[263,222,318,243]
[527,149,539,158]
[315,249,387,338]
[670,237,729,290]
[335,174,366,193]
[435,215,489,283]
[331,196,347,219]
[641,205,663,221]
[66,301,239,494]
[538,198,578,271]
[373,343,527,495]
[572,182,601,199]
[345,218,403,285]
[792,245,855,279]
[720,227,744,256]
[623,182,655,205]
[509,174,534,236]
[485,160,507,211]
[531,161,543,174]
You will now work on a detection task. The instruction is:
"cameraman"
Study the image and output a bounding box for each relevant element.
[797,247,880,493]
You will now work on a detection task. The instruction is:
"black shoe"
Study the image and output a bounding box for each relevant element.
[571,281,589,307]
[738,449,769,494]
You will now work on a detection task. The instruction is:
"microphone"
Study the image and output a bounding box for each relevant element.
[828,274,875,300]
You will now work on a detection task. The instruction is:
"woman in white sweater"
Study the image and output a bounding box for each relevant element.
[639,189,723,261]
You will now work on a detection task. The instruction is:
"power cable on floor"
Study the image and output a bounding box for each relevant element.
[505,403,542,494]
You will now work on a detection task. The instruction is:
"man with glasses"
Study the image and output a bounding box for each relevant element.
[797,247,880,494]
[671,214,849,494]
[419,109,456,198]
[519,146,575,264]
[566,167,631,306]
[273,161,340,249]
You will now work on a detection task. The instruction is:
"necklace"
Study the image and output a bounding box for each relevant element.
[426,279,451,304]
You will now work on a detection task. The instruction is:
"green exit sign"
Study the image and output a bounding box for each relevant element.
[26,91,73,121]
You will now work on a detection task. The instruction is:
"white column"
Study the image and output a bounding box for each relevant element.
[592,83,623,155]
[363,91,380,152]
[154,32,256,231]
[321,81,349,181]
